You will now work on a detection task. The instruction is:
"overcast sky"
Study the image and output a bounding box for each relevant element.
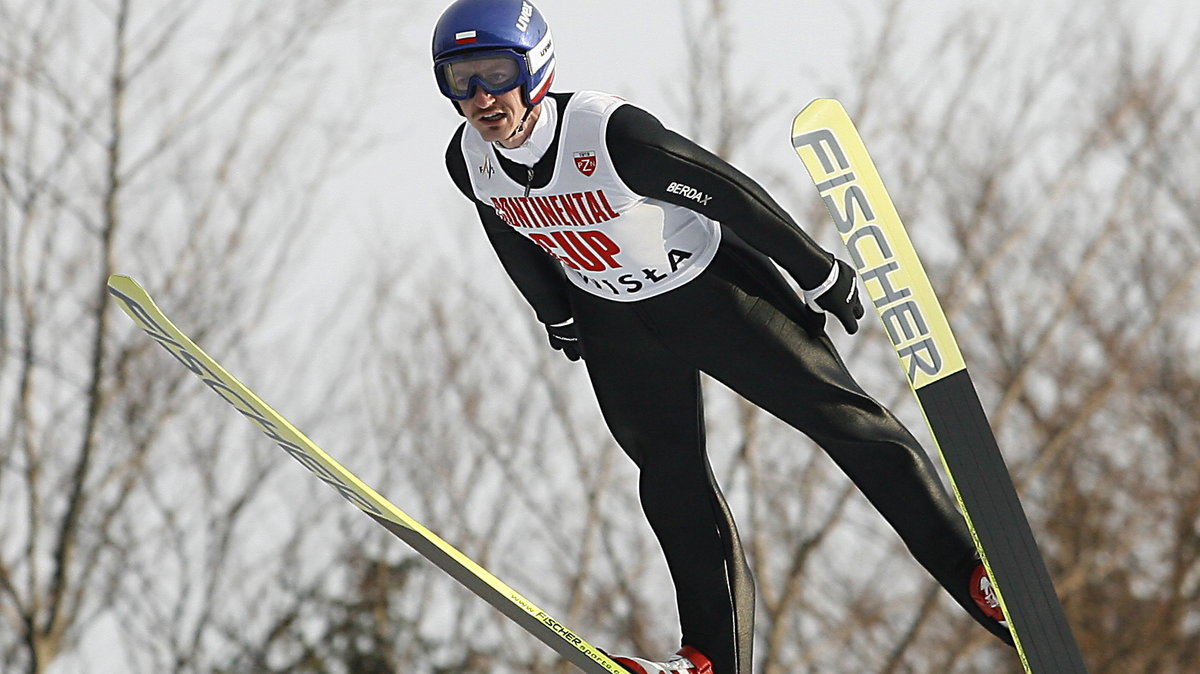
[300,0,1191,286]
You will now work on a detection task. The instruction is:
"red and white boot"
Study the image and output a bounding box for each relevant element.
[970,563,1009,627]
[612,646,714,674]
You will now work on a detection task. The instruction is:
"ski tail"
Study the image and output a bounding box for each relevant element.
[790,100,1087,673]
[106,275,627,674]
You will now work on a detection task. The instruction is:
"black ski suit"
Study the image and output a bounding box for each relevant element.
[445,91,1010,674]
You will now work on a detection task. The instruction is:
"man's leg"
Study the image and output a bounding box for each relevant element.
[571,291,750,672]
[644,248,1010,643]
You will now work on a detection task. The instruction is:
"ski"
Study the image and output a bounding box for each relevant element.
[106,275,627,674]
[790,100,1088,673]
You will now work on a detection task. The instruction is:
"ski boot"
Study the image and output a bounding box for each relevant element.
[970,563,1009,627]
[611,645,713,673]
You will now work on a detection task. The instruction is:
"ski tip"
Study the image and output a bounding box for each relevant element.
[791,98,846,138]
[794,97,841,117]
[107,273,139,290]
[106,275,151,304]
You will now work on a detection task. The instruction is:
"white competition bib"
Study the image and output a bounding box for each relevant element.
[461,91,721,301]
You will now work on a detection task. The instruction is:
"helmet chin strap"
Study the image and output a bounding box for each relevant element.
[503,102,536,142]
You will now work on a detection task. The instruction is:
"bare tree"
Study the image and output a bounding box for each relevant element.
[670,0,1200,672]
[0,1,370,672]
[743,1,1199,672]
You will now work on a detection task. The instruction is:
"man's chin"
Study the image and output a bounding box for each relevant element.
[473,124,511,143]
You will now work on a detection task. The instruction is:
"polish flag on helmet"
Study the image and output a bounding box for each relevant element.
[454,30,477,45]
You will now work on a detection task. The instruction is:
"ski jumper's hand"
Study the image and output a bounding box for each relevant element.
[545,318,583,361]
[803,259,864,334]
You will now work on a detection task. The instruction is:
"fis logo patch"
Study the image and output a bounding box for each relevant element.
[479,155,494,179]
[574,151,597,176]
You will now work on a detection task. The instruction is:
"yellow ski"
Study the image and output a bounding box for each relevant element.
[107,274,627,674]
[791,100,1087,673]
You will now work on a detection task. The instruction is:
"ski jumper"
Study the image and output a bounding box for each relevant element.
[445,91,1010,673]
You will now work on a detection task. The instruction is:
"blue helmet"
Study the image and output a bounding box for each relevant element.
[432,0,556,108]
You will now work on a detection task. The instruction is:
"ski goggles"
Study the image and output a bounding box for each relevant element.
[435,50,527,101]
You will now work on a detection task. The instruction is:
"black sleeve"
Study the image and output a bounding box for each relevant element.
[606,104,834,289]
[445,126,572,325]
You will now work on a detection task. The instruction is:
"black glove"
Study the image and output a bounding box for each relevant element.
[545,318,583,361]
[803,259,864,334]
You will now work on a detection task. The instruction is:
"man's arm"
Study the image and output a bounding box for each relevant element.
[606,104,862,332]
[446,126,573,325]
[606,104,834,289]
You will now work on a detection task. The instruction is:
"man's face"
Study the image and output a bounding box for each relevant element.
[456,85,527,144]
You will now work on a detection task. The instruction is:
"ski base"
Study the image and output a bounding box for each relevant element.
[791,99,1087,673]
